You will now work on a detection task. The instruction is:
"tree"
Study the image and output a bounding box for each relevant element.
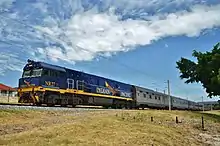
[176,42,220,98]
[213,100,220,110]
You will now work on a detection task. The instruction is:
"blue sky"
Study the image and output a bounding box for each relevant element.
[0,0,220,102]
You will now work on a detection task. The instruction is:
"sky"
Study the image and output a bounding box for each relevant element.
[0,0,220,102]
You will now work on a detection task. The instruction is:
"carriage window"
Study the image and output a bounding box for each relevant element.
[158,97,160,100]
[155,96,157,100]
[149,95,152,99]
[143,94,146,98]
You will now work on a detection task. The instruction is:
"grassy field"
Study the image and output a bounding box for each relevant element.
[0,109,219,146]
[204,110,220,116]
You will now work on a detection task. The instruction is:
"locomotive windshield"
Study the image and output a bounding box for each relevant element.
[22,68,65,78]
[22,69,43,78]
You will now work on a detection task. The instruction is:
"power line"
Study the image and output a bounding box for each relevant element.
[167,80,171,111]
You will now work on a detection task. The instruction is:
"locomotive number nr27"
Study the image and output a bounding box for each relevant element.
[45,81,56,87]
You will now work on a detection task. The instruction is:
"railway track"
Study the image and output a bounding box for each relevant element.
[0,102,124,111]
[0,103,200,111]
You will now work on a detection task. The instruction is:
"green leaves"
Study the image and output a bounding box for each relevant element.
[218,69,220,83]
[176,58,198,84]
[176,43,220,98]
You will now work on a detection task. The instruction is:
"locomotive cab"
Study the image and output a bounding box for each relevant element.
[19,68,42,87]
[17,59,134,108]
[18,60,67,104]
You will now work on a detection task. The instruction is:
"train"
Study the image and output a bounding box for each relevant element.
[17,59,203,110]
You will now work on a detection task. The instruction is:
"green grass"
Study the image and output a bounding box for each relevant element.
[204,110,220,116]
[0,109,219,146]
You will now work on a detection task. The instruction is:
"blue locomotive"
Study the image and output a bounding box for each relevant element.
[18,59,134,108]
[18,59,203,110]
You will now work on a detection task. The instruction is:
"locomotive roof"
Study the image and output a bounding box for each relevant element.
[24,59,66,72]
[40,62,66,72]
[25,59,133,86]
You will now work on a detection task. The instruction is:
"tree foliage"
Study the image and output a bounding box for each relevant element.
[176,42,220,98]
[213,100,220,110]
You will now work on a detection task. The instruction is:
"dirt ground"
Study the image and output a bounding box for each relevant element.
[0,108,219,146]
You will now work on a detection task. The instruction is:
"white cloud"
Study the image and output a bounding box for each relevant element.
[0,0,219,100]
[0,53,24,75]
[0,0,220,74]
[34,4,220,63]
[96,0,211,17]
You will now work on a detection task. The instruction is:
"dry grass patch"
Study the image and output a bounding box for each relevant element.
[0,109,219,146]
[0,109,80,135]
[0,114,200,146]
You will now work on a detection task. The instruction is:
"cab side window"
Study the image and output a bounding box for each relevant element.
[42,69,64,77]
[42,70,49,76]
[60,72,65,77]
[50,70,59,77]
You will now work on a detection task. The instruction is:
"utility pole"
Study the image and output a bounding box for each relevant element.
[7,89,10,103]
[187,96,189,109]
[202,96,204,112]
[167,80,171,111]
